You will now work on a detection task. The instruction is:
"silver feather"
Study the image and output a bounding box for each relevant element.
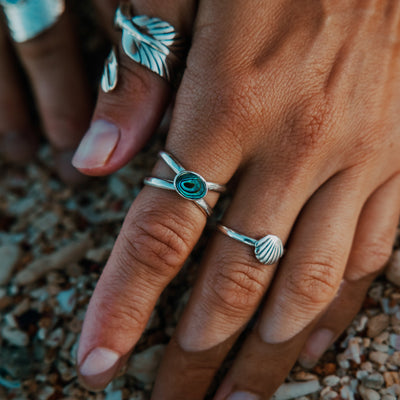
[101,47,118,93]
[115,6,185,82]
[254,235,284,265]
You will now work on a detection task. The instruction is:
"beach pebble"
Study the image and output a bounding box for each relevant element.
[323,375,340,387]
[126,345,166,384]
[2,326,29,347]
[0,244,20,285]
[57,288,77,314]
[272,380,321,400]
[359,385,381,400]
[369,351,389,365]
[368,314,390,338]
[363,373,385,390]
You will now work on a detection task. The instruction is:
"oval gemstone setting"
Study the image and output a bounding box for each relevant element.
[174,171,208,200]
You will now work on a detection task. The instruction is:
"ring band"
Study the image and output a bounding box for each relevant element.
[101,3,186,92]
[218,225,284,265]
[144,151,226,216]
[1,0,65,43]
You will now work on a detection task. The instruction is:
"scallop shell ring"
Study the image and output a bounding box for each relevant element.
[218,225,284,265]
[144,151,226,216]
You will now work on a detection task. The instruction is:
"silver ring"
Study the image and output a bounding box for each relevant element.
[101,3,186,92]
[144,151,226,216]
[1,0,65,43]
[218,225,284,265]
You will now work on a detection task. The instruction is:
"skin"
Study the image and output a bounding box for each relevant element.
[2,0,400,399]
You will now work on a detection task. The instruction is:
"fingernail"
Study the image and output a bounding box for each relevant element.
[226,391,260,400]
[298,328,334,369]
[72,120,120,169]
[1,131,36,162]
[79,347,120,390]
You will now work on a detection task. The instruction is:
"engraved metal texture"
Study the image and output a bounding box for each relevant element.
[218,225,284,265]
[114,4,186,83]
[101,47,118,93]
[1,0,65,42]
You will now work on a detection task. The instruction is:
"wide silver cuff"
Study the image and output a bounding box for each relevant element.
[1,0,65,42]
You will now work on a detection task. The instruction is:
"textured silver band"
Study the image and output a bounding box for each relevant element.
[144,151,226,217]
[1,0,65,42]
[101,3,186,92]
[218,225,284,265]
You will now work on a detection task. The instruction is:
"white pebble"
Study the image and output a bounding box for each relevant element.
[323,375,340,387]
[272,380,321,400]
[369,351,389,365]
[57,288,77,314]
[2,326,29,347]
[359,385,381,400]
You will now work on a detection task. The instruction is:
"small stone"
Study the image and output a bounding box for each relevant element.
[386,250,400,286]
[126,344,166,384]
[384,371,400,387]
[389,334,400,351]
[272,380,321,400]
[369,351,389,365]
[363,372,385,390]
[367,314,390,338]
[382,395,396,400]
[57,288,77,314]
[2,326,29,347]
[321,389,339,400]
[359,385,381,400]
[357,371,369,380]
[293,371,318,381]
[47,327,65,348]
[361,362,374,372]
[323,375,340,387]
[0,244,20,285]
[389,352,400,366]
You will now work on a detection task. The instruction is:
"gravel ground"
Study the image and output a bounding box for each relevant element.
[1,2,400,399]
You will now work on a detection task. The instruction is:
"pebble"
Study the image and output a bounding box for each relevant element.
[57,288,77,314]
[126,345,166,384]
[383,371,400,386]
[322,375,340,387]
[386,250,400,286]
[15,235,93,285]
[0,244,20,285]
[368,314,390,338]
[359,385,381,400]
[363,372,385,390]
[369,351,389,365]
[272,380,321,400]
[2,326,29,347]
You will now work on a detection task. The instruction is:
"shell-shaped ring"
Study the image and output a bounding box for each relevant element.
[144,151,226,216]
[218,225,284,265]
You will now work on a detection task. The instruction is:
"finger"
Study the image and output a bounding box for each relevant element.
[0,24,38,162]
[76,117,241,390]
[13,8,92,183]
[298,173,400,368]
[213,174,400,400]
[72,0,196,176]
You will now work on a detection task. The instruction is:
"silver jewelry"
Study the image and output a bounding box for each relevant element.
[218,225,284,265]
[144,151,226,216]
[101,3,186,92]
[1,0,65,43]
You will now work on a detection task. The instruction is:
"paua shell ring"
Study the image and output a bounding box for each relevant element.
[144,151,226,216]
[218,225,284,265]
[101,3,186,92]
[0,0,65,42]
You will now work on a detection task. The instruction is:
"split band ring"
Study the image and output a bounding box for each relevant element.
[144,151,226,216]
[218,225,284,265]
[1,0,65,43]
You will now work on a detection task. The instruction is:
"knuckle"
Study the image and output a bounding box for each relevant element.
[119,210,193,278]
[209,261,267,315]
[285,258,341,307]
[347,236,393,281]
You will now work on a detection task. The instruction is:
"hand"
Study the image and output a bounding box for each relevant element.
[0,0,185,183]
[75,1,400,398]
